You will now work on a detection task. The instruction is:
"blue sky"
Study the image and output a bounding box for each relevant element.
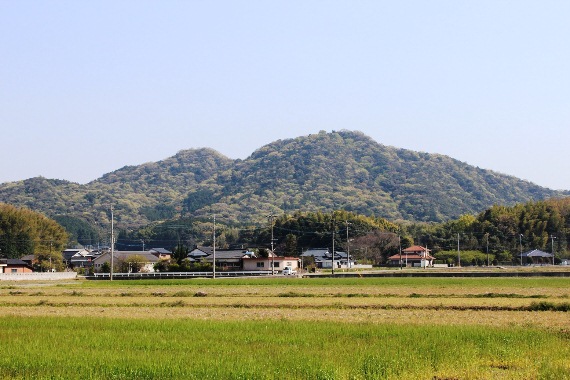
[1,1,569,190]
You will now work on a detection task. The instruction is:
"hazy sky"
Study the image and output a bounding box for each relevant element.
[1,1,569,190]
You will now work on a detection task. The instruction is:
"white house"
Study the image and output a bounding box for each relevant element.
[242,255,300,272]
[93,251,159,273]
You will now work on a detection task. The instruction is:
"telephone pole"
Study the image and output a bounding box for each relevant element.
[485,233,489,266]
[551,235,557,265]
[268,214,277,275]
[457,233,461,267]
[399,235,402,270]
[519,234,522,267]
[213,214,216,279]
[331,214,335,276]
[345,220,351,270]
[110,205,114,281]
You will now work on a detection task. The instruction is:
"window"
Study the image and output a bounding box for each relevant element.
[256,262,265,268]
[286,262,292,267]
[273,262,280,268]
[11,269,17,273]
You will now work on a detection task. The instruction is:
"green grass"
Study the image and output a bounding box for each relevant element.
[0,316,568,379]
[72,276,570,288]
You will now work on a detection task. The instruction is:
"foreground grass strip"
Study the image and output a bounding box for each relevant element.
[0,316,568,379]
[1,299,568,312]
[70,276,570,288]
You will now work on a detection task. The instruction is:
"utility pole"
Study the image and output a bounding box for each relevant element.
[331,217,335,276]
[519,234,523,266]
[49,241,53,272]
[551,235,557,265]
[485,233,489,266]
[455,233,461,266]
[399,235,402,270]
[268,214,277,275]
[110,205,114,281]
[345,221,349,270]
[213,214,216,279]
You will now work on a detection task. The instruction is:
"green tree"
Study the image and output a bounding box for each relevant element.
[284,234,298,256]
[122,254,147,273]
[100,262,111,273]
[0,203,68,259]
[172,244,189,265]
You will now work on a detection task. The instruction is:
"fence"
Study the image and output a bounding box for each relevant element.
[86,271,274,280]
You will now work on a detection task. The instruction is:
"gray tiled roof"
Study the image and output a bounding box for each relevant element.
[520,249,553,258]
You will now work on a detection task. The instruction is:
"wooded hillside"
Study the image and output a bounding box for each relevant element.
[0,130,565,229]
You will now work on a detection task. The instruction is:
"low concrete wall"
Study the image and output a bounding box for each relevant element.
[0,272,78,281]
[305,270,570,278]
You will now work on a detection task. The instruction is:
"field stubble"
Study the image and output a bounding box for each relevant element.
[1,277,569,379]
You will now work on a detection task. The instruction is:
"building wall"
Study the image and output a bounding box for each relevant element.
[243,258,299,271]
[4,266,33,274]
[0,272,77,281]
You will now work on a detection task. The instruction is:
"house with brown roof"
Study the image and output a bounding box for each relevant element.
[0,259,34,273]
[388,245,435,267]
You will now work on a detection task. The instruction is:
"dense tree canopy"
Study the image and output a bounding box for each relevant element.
[0,131,565,229]
[0,203,68,259]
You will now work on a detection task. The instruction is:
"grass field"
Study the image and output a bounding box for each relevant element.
[1,277,569,379]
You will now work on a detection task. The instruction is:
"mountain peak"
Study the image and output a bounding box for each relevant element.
[0,130,564,227]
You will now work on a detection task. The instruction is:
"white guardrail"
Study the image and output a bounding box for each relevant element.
[88,271,274,279]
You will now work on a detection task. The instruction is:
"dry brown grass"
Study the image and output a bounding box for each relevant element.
[1,277,569,329]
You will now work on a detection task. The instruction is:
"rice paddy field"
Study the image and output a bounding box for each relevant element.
[1,276,569,379]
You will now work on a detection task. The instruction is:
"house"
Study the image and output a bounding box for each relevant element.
[202,250,255,270]
[301,248,353,269]
[519,249,554,265]
[20,254,37,268]
[242,255,300,272]
[0,259,33,273]
[93,251,159,273]
[388,245,435,267]
[70,250,98,268]
[149,248,172,260]
[62,248,91,266]
[188,247,213,262]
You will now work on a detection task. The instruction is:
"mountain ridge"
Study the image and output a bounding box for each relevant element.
[0,130,566,227]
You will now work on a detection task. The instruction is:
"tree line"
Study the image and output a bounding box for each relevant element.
[2,198,570,268]
[0,203,68,270]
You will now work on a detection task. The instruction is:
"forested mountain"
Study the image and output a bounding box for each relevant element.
[0,130,565,229]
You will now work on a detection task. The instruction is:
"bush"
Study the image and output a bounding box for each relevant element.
[435,250,494,266]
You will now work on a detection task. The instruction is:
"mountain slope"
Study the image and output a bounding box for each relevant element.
[0,130,565,227]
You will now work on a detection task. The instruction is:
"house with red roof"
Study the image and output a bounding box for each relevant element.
[387,245,435,267]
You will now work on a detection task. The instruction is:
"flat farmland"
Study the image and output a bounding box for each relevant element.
[1,276,569,379]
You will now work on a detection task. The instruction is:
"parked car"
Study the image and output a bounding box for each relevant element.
[282,266,297,275]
